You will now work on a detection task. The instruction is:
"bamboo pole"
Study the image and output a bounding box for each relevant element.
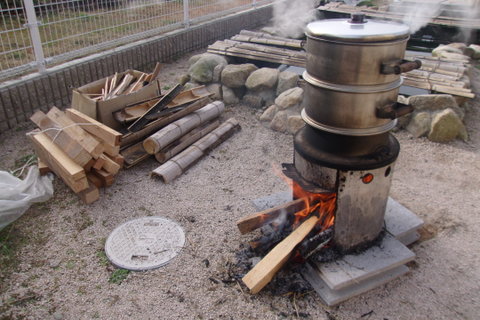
[120,97,211,147]
[154,120,220,164]
[151,118,240,183]
[143,101,225,154]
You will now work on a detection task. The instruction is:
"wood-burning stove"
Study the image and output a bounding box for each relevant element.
[286,13,421,252]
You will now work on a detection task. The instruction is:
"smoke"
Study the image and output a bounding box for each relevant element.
[401,1,442,34]
[399,0,478,42]
[271,0,318,38]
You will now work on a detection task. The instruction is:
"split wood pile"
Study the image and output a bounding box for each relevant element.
[28,107,123,204]
[86,63,162,101]
[208,30,475,98]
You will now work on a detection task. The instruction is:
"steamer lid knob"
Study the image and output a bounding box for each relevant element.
[350,13,366,24]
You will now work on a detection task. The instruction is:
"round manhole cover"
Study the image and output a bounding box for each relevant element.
[105,217,185,271]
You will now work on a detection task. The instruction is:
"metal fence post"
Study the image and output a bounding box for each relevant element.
[183,0,190,28]
[23,0,46,73]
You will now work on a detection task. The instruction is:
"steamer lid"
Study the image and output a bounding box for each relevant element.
[306,14,410,42]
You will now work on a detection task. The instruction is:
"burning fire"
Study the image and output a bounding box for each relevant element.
[290,180,336,232]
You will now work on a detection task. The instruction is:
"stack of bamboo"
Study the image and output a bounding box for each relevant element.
[28,107,123,204]
[403,55,474,98]
[208,30,475,99]
[145,101,240,183]
[86,63,162,101]
[208,35,306,68]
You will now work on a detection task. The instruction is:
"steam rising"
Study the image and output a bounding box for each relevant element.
[401,1,442,34]
[271,0,318,38]
[399,0,478,42]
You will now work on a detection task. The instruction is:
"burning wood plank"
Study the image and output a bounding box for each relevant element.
[236,198,307,235]
[242,215,320,294]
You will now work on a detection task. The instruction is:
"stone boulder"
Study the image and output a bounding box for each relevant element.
[221,64,258,88]
[206,83,222,100]
[276,71,299,96]
[245,68,279,91]
[407,94,464,120]
[432,44,463,57]
[256,89,276,107]
[466,44,480,59]
[287,115,304,134]
[222,86,239,105]
[188,54,228,83]
[242,94,264,109]
[275,87,304,110]
[428,108,468,142]
[406,112,431,138]
[270,110,289,133]
[260,105,278,122]
[212,64,225,83]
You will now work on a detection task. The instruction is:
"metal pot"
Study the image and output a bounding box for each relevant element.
[305,14,417,86]
[302,71,408,135]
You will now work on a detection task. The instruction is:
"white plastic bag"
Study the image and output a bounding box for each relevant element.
[0,166,54,230]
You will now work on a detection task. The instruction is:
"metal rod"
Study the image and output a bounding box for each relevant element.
[23,0,46,73]
[183,0,190,28]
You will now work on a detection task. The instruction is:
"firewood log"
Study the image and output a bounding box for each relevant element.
[242,215,319,294]
[236,198,307,235]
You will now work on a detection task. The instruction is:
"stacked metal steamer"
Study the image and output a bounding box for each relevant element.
[293,13,421,252]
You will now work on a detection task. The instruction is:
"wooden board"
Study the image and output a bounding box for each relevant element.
[242,215,320,294]
[236,198,307,235]
[65,108,122,146]
[37,158,52,176]
[30,110,92,167]
[29,131,88,193]
[47,107,104,158]
[114,86,214,124]
[78,181,100,204]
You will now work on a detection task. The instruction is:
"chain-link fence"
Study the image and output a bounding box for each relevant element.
[0,0,273,81]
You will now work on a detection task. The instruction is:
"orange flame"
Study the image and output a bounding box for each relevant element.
[272,163,336,233]
[291,181,336,232]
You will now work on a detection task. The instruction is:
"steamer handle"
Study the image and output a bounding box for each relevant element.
[381,59,422,75]
[376,102,414,119]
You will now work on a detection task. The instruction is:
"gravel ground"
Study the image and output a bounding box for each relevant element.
[0,55,479,320]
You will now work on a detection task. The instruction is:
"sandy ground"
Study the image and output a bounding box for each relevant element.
[0,54,479,320]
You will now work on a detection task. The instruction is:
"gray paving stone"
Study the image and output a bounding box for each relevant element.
[397,231,420,246]
[303,263,409,306]
[385,197,424,240]
[314,233,415,290]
